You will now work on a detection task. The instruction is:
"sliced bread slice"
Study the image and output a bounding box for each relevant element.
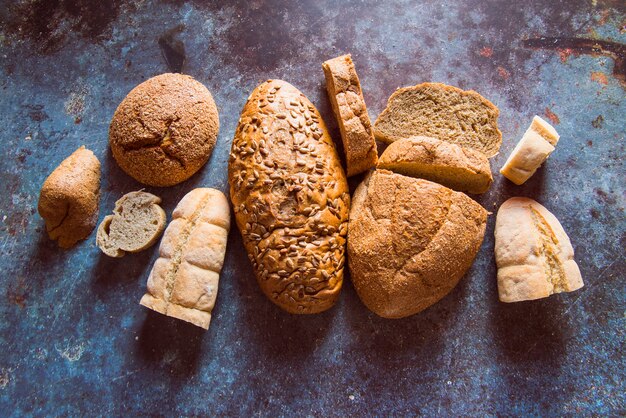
[378,136,493,194]
[373,82,502,157]
[97,191,166,257]
[322,54,378,176]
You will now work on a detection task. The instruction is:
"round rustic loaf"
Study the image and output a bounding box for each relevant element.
[229,79,350,314]
[348,170,487,318]
[109,73,219,187]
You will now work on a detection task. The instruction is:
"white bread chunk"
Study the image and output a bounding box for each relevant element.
[500,116,560,185]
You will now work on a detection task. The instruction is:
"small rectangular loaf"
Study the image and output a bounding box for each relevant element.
[500,116,560,185]
[323,54,378,177]
[139,188,230,329]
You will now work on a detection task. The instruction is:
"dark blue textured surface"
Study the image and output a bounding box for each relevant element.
[0,1,624,416]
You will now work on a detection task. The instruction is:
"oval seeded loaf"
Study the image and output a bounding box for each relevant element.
[228,79,350,314]
[495,197,583,302]
[377,136,493,194]
[140,188,230,329]
[373,82,502,157]
[38,146,101,248]
[348,169,487,318]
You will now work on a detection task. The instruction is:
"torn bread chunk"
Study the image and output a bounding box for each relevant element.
[500,116,560,185]
[139,188,230,329]
[495,197,583,302]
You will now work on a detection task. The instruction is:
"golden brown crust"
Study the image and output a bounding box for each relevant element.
[377,136,493,194]
[373,82,502,157]
[322,54,378,177]
[109,73,219,187]
[38,146,101,248]
[228,80,350,314]
[348,170,487,318]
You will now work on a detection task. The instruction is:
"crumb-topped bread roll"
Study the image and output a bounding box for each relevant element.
[228,80,350,314]
[495,197,583,302]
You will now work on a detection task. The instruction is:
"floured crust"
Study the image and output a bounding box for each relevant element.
[377,136,493,193]
[139,188,230,329]
[38,146,101,248]
[348,170,488,318]
[322,54,378,176]
[495,197,583,302]
[228,79,350,314]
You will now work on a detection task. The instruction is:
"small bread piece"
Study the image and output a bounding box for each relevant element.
[109,73,219,187]
[140,188,230,329]
[377,136,493,194]
[348,170,487,318]
[96,191,166,258]
[229,80,350,314]
[38,146,100,248]
[373,82,502,157]
[322,54,378,176]
[495,197,583,302]
[500,116,560,185]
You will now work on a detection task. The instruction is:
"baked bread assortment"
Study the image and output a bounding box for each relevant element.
[373,82,502,157]
[377,136,493,194]
[322,54,378,176]
[228,79,350,314]
[500,116,560,185]
[348,170,487,318]
[109,73,219,187]
[140,188,230,329]
[96,191,166,258]
[38,146,101,248]
[495,197,583,302]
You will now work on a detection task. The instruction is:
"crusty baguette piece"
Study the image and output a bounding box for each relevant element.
[322,54,378,176]
[373,82,502,157]
[377,136,493,194]
[228,80,350,314]
[38,146,100,248]
[500,116,560,185]
[140,188,230,329]
[96,191,166,257]
[348,170,487,318]
[495,197,583,302]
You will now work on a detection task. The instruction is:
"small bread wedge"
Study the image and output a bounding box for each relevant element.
[378,136,493,194]
[495,197,583,302]
[373,82,502,157]
[97,191,166,257]
[323,54,378,176]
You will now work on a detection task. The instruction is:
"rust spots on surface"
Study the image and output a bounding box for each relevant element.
[558,48,573,63]
[544,107,560,125]
[6,276,29,308]
[591,71,609,85]
[497,66,510,79]
[479,47,493,57]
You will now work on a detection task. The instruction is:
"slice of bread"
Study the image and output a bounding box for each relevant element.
[373,82,502,157]
[322,54,378,177]
[495,197,583,302]
[377,136,493,194]
[97,191,166,257]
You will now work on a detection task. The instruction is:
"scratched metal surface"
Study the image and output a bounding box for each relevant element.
[0,0,624,416]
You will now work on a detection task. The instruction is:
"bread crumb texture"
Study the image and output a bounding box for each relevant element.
[494,197,583,302]
[348,170,487,318]
[229,80,350,314]
[140,188,230,329]
[373,82,502,157]
[38,146,101,248]
[109,73,219,187]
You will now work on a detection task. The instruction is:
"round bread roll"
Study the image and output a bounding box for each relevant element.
[109,73,219,187]
[348,170,488,318]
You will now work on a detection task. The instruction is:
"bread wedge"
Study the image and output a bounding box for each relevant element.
[373,82,502,157]
[323,54,378,176]
[348,170,487,318]
[377,136,492,194]
[97,191,166,257]
[495,197,583,302]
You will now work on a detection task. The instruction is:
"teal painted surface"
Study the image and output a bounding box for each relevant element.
[0,0,624,415]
